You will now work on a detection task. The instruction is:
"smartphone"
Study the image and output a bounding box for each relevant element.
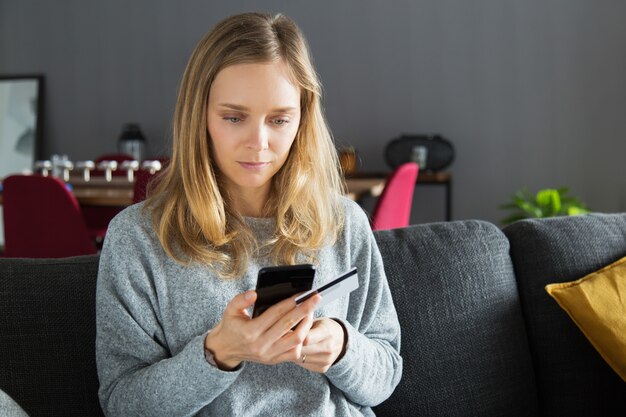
[252,264,316,318]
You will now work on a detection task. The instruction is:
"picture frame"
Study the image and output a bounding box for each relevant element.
[0,74,44,180]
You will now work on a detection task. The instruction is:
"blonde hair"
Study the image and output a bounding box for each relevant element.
[146,12,345,278]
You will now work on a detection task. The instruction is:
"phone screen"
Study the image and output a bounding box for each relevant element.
[252,264,316,318]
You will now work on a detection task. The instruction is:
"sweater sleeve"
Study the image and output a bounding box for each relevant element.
[95,211,242,417]
[324,203,403,407]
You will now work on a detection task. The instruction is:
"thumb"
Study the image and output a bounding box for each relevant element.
[226,290,257,315]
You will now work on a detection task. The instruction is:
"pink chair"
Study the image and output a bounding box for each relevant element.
[2,175,98,258]
[371,162,419,230]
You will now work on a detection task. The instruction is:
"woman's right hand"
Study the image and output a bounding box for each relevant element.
[204,290,321,370]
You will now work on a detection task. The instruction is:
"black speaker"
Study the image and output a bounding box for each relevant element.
[385,134,455,172]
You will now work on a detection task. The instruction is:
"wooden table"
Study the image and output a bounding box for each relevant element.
[69,175,390,207]
[68,178,386,206]
[0,176,386,207]
[71,178,386,206]
[1,173,453,218]
[69,177,134,207]
[344,177,386,201]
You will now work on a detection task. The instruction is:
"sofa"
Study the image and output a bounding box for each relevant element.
[1,213,625,416]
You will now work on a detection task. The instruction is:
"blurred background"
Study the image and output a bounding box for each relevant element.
[1,0,625,225]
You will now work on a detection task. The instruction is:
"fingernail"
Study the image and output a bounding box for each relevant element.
[245,291,254,301]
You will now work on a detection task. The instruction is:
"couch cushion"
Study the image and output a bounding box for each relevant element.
[0,255,103,417]
[545,255,626,382]
[504,214,626,417]
[374,220,537,417]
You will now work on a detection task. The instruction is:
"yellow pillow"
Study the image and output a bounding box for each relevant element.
[545,256,626,382]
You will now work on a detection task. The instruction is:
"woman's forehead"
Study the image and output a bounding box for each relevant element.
[209,61,301,111]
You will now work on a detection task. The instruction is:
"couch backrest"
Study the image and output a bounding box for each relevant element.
[13,216,620,416]
[373,220,538,417]
[0,255,103,417]
[504,213,626,417]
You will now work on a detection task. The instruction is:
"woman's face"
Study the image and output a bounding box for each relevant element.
[207,61,301,199]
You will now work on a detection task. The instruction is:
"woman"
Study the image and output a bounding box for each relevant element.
[96,12,402,416]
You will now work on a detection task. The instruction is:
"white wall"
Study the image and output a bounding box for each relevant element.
[1,0,625,225]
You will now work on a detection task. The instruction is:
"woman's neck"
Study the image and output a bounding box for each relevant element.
[229,184,271,218]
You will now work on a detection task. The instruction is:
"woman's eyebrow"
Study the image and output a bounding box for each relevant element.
[270,106,298,113]
[217,103,249,111]
[217,103,298,113]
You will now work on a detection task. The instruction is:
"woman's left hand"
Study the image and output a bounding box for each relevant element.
[294,318,346,373]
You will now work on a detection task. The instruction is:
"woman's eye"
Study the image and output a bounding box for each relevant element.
[224,117,242,124]
[272,118,289,126]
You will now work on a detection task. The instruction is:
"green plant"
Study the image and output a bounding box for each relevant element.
[500,187,590,225]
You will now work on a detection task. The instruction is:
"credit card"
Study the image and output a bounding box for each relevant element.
[295,267,358,309]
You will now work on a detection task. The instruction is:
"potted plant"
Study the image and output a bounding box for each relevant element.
[500,187,590,226]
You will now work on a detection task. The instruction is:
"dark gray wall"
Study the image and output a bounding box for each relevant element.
[2,0,625,224]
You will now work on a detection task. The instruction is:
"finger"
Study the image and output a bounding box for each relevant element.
[303,319,329,346]
[257,290,316,320]
[266,294,320,340]
[271,345,303,365]
[300,334,331,361]
[224,290,257,316]
[295,350,324,365]
[252,294,299,330]
[302,320,325,346]
[247,295,318,362]
[254,292,319,334]
[292,351,332,373]
[274,312,314,353]
[297,361,320,372]
[294,310,315,334]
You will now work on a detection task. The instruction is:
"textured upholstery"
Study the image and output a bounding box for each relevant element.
[374,220,537,417]
[0,256,103,417]
[504,214,626,417]
[1,216,624,416]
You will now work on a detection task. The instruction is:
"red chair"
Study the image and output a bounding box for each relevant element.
[133,157,169,203]
[94,153,134,177]
[2,175,98,258]
[80,153,134,241]
[371,162,419,230]
[133,169,156,204]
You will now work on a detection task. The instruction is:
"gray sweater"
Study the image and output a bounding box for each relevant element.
[96,198,402,416]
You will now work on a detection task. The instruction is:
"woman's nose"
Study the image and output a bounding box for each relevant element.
[245,123,269,151]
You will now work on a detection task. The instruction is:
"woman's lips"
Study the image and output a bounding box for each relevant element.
[238,162,270,170]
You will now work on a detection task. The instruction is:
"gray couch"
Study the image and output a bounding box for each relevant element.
[1,214,625,416]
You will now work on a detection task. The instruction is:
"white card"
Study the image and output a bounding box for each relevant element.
[295,267,359,310]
